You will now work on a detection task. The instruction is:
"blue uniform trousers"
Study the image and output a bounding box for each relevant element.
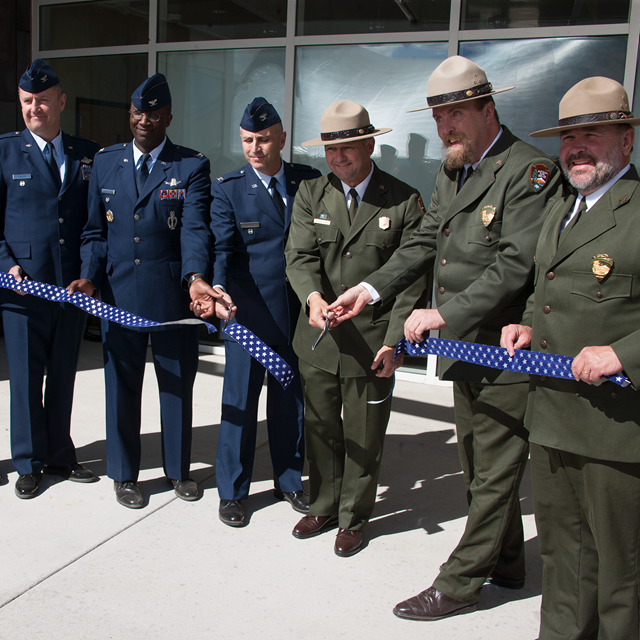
[215,336,304,500]
[3,298,86,475]
[103,321,199,483]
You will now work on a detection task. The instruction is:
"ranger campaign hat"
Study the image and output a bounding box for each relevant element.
[131,73,171,112]
[530,76,640,137]
[407,55,514,113]
[302,100,391,147]
[240,97,282,132]
[19,59,61,93]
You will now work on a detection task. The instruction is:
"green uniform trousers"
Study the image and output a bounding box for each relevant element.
[434,380,530,603]
[298,359,394,531]
[531,443,640,640]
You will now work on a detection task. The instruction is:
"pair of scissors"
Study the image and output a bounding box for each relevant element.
[312,314,330,350]
[222,305,232,331]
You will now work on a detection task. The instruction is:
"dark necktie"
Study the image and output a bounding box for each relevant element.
[348,188,359,223]
[561,196,587,236]
[136,153,150,196]
[458,165,474,192]
[45,142,61,187]
[269,177,285,220]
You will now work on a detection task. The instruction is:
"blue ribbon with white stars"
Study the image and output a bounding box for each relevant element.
[0,272,294,390]
[400,337,630,387]
[369,336,630,405]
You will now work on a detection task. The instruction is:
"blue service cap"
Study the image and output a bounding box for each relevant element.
[131,73,171,112]
[19,59,60,94]
[240,97,281,132]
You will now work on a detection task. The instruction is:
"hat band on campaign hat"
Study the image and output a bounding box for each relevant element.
[558,110,634,127]
[321,124,376,142]
[427,82,494,108]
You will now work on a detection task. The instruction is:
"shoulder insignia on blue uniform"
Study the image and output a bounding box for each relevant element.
[99,143,127,154]
[217,176,223,182]
[0,132,21,141]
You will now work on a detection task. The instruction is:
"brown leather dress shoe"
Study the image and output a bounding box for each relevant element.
[393,586,478,621]
[334,528,363,557]
[292,514,339,539]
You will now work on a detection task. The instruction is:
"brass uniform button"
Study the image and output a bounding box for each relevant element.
[134,214,141,221]
[438,286,445,294]
[543,305,551,314]
[134,237,141,244]
[540,340,547,349]
[596,291,603,299]
[443,228,450,237]
[440,258,447,266]
[344,252,352,259]
[135,259,141,266]
[546,271,555,280]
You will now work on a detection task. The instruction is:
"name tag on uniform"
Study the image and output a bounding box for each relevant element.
[314,218,331,226]
[240,222,260,229]
[12,174,31,180]
[101,189,116,195]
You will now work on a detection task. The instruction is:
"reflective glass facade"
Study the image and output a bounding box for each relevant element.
[31,0,640,376]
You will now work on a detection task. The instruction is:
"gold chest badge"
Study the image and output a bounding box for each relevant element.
[480,205,496,227]
[591,254,613,282]
[106,210,114,222]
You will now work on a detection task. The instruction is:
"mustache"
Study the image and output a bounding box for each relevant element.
[445,133,468,148]
[564,152,597,167]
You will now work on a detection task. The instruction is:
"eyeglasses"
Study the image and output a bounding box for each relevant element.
[129,110,168,123]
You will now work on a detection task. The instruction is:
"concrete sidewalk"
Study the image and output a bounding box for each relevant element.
[0,339,541,640]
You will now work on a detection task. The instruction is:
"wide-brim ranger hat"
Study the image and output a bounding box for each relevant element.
[407,55,514,113]
[302,100,391,147]
[530,76,640,137]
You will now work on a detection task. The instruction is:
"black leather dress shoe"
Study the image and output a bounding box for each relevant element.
[44,463,98,483]
[168,477,199,501]
[393,586,478,621]
[219,499,245,527]
[114,481,144,509]
[274,489,309,513]
[15,473,42,499]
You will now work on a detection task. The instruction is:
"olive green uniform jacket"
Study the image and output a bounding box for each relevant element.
[285,164,427,375]
[365,126,562,383]
[524,166,640,463]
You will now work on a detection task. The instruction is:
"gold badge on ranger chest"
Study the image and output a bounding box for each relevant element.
[591,254,613,282]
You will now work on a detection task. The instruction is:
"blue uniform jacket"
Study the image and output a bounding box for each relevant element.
[80,137,212,323]
[211,161,320,345]
[0,130,99,290]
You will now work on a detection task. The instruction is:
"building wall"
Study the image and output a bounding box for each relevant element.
[0,0,31,132]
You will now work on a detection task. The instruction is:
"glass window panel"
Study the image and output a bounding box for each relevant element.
[40,1,149,50]
[292,43,446,373]
[158,48,285,346]
[459,37,627,159]
[292,43,448,202]
[461,0,630,30]
[158,0,286,42]
[47,54,148,148]
[158,49,286,180]
[297,0,450,36]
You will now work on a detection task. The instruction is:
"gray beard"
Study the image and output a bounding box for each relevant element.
[443,138,475,171]
[562,150,622,194]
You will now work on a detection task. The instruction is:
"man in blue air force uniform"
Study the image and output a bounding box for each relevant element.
[68,74,213,508]
[196,98,320,526]
[0,59,99,497]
